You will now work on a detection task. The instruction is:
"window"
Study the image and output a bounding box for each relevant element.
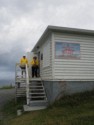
[41,54,43,60]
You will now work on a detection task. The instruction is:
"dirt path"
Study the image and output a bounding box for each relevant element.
[0,89,15,120]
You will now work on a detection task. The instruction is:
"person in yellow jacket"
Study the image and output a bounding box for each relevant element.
[31,56,39,77]
[20,56,28,77]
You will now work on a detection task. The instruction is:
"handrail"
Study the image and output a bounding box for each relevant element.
[16,63,21,67]
[15,63,24,78]
[15,63,30,104]
[26,64,30,105]
[40,76,48,101]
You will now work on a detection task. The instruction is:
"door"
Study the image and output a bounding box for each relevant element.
[38,51,40,76]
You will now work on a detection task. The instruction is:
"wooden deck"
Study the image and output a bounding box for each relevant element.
[16,77,41,82]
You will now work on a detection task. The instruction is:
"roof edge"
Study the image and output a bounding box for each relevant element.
[32,25,94,52]
[32,26,50,52]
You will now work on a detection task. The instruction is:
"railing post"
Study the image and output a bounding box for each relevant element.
[15,64,17,103]
[26,64,30,105]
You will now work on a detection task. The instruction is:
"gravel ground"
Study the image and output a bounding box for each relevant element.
[0,89,15,120]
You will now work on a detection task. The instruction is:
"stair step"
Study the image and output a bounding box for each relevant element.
[16,79,26,82]
[30,91,44,93]
[16,90,25,92]
[16,93,26,95]
[31,96,46,98]
[16,95,26,97]
[24,105,47,111]
[29,86,43,88]
[16,91,25,93]
[16,90,26,92]
[16,92,26,94]
[29,82,42,84]
[30,100,47,103]
[30,89,44,91]
[16,86,26,88]
[16,88,25,90]
[16,93,26,94]
[30,93,45,95]
[30,81,42,83]
[16,94,25,95]
[29,100,48,106]
[16,86,26,87]
[16,95,25,98]
[29,78,41,81]
[29,85,43,87]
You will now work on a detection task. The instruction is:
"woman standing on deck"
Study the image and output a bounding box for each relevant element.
[31,56,39,78]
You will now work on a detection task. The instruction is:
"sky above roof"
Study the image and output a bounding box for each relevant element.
[0,0,94,84]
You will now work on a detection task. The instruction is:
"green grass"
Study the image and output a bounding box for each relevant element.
[0,85,15,89]
[2,98,25,117]
[1,90,94,125]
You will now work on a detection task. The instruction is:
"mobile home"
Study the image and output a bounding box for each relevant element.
[31,25,94,102]
[15,25,94,111]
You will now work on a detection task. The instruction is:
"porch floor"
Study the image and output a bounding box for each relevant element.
[16,77,41,82]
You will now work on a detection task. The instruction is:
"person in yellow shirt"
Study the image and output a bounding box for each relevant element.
[31,56,39,77]
[20,56,28,77]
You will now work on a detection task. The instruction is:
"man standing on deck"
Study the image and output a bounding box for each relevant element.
[17,56,28,88]
[20,56,28,77]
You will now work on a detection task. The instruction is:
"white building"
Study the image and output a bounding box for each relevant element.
[16,26,94,111]
[31,25,94,81]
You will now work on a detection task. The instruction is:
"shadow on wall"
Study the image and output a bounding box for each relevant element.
[44,81,94,104]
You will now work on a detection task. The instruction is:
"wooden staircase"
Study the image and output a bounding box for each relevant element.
[24,80,48,111]
[15,63,48,111]
[15,82,26,97]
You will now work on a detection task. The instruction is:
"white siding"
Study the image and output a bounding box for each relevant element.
[39,35,53,79]
[53,33,94,80]
[43,40,50,67]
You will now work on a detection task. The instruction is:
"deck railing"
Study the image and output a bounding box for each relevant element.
[26,64,30,105]
[15,63,23,78]
[15,63,30,105]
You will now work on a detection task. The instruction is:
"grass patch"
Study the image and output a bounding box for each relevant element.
[2,98,26,117]
[0,85,15,90]
[0,98,26,125]
[1,90,94,125]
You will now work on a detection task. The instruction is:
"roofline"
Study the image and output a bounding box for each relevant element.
[32,25,94,52]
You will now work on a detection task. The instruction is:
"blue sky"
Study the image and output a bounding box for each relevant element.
[0,0,94,84]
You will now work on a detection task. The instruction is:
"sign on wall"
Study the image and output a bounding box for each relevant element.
[55,42,80,59]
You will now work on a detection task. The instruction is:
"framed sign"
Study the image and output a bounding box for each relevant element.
[55,42,80,59]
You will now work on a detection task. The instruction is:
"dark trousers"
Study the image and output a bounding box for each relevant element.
[32,66,38,77]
